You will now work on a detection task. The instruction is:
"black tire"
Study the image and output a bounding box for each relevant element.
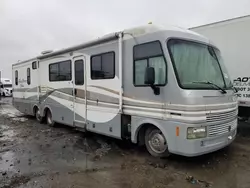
[3,93,5,97]
[145,127,170,158]
[46,109,55,127]
[35,107,44,123]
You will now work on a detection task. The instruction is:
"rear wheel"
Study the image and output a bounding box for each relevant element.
[46,109,55,127]
[35,108,44,123]
[145,127,169,158]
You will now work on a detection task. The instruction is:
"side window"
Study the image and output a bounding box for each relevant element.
[91,52,115,80]
[133,41,166,86]
[75,60,84,85]
[32,61,37,69]
[27,68,31,85]
[49,63,59,81]
[59,61,71,81]
[15,70,18,85]
[49,60,72,82]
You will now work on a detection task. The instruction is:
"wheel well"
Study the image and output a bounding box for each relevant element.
[33,106,38,116]
[44,107,50,117]
[137,123,158,146]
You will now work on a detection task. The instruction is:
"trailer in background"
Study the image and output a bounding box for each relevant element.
[0,78,13,97]
[190,15,250,119]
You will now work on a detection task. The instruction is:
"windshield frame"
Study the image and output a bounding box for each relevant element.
[166,38,231,90]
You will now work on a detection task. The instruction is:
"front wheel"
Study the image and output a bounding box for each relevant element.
[145,127,170,158]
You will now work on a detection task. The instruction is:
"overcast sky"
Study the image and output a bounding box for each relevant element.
[0,0,250,78]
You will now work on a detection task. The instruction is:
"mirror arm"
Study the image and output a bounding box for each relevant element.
[150,85,160,95]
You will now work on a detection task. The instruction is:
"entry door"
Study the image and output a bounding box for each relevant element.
[73,56,87,128]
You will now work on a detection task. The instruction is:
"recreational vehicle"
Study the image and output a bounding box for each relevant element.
[0,78,13,97]
[12,24,238,157]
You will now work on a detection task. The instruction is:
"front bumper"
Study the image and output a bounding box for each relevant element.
[169,125,237,157]
[4,92,12,97]
[3,90,13,96]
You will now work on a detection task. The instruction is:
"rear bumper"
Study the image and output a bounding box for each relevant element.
[170,129,236,157]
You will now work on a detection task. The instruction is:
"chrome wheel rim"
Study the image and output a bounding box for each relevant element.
[36,110,41,121]
[148,130,167,154]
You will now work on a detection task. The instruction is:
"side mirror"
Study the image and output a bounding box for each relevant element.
[144,67,155,85]
[144,67,160,95]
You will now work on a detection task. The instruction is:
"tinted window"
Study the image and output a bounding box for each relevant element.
[75,60,84,85]
[32,61,37,69]
[49,63,59,81]
[134,41,163,60]
[3,84,12,88]
[133,41,166,86]
[59,61,71,80]
[27,68,31,85]
[49,60,71,82]
[15,70,18,85]
[91,52,115,79]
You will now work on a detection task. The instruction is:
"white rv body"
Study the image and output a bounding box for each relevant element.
[190,15,250,117]
[0,78,13,97]
[12,24,237,157]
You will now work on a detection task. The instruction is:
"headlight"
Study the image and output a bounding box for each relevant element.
[187,127,207,139]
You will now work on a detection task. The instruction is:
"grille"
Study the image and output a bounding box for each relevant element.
[206,109,237,123]
[208,119,237,137]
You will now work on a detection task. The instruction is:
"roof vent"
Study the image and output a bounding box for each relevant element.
[41,50,53,55]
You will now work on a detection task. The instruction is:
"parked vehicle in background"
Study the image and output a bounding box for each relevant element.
[12,24,237,157]
[0,78,13,97]
[190,15,250,120]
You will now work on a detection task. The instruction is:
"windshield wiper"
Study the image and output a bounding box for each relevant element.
[232,86,238,93]
[192,81,227,94]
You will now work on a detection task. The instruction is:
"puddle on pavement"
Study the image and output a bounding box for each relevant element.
[0,125,16,142]
[0,108,28,122]
[0,105,24,118]
[0,124,9,130]
[12,117,28,122]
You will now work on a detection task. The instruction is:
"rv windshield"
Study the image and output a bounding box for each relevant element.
[168,39,232,89]
[4,84,12,88]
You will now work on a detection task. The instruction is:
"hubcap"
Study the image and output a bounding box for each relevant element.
[36,110,41,121]
[148,131,167,154]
